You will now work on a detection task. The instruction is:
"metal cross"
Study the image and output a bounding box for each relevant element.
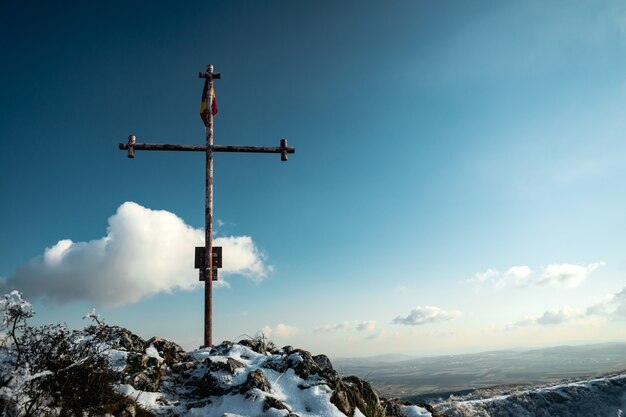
[119,65,295,347]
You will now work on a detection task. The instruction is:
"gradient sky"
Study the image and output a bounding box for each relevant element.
[1,0,625,357]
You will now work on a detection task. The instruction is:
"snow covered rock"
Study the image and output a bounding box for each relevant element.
[432,373,626,417]
[90,330,392,416]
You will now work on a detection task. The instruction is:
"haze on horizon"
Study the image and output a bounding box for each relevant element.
[1,0,625,357]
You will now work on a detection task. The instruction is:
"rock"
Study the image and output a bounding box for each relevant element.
[192,373,226,398]
[263,396,289,412]
[210,341,234,356]
[146,337,188,365]
[383,398,407,417]
[206,357,244,374]
[330,375,383,417]
[237,338,277,354]
[128,370,160,392]
[240,369,271,395]
[312,354,333,372]
[91,325,146,353]
[263,355,289,373]
[288,350,322,380]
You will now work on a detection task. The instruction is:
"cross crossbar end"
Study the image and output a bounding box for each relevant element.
[199,72,221,79]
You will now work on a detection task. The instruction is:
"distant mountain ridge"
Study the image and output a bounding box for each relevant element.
[333,342,626,400]
[431,372,626,417]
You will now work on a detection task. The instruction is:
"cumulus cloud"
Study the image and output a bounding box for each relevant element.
[539,262,605,288]
[614,287,626,317]
[586,287,626,318]
[468,262,604,289]
[535,307,582,324]
[1,202,272,307]
[506,306,582,329]
[466,266,532,288]
[499,266,533,288]
[356,320,377,331]
[392,306,462,326]
[467,268,499,284]
[260,324,299,338]
[314,320,377,333]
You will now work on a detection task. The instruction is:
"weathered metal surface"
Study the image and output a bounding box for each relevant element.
[195,246,222,282]
[199,71,221,79]
[212,144,295,155]
[126,135,136,158]
[194,246,222,269]
[280,139,289,161]
[118,142,295,156]
[119,143,207,152]
[205,64,215,348]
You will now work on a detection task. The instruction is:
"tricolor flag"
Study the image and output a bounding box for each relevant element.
[200,79,218,125]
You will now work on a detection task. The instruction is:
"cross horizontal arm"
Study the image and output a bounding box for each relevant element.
[120,136,295,160]
[212,145,295,154]
[119,143,206,152]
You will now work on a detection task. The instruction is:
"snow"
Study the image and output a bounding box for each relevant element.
[116,384,164,408]
[105,348,129,372]
[172,345,347,417]
[403,405,433,417]
[433,373,626,417]
[146,344,164,363]
[353,407,366,417]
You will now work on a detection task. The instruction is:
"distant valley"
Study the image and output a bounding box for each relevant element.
[332,342,626,402]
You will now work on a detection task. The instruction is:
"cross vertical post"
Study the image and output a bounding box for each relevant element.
[204,65,215,348]
[118,65,295,349]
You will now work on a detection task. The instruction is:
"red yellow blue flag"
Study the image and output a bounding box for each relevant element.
[200,79,217,125]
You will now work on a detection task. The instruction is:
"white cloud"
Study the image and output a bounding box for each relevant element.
[506,306,582,329]
[467,268,499,284]
[314,320,377,333]
[2,202,272,307]
[540,262,604,288]
[586,287,626,318]
[468,262,604,289]
[466,266,532,288]
[499,266,533,288]
[392,306,462,326]
[356,320,377,332]
[614,287,626,317]
[535,307,582,324]
[260,323,299,339]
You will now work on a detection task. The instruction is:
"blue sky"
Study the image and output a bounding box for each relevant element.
[1,0,625,357]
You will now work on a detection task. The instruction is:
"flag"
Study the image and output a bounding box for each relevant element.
[200,79,218,125]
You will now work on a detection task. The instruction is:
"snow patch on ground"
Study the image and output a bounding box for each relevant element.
[116,384,163,408]
[403,405,433,417]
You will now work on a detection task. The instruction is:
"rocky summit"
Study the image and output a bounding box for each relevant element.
[3,322,624,416]
[93,326,432,416]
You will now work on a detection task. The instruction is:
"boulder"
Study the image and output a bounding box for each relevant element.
[383,398,407,417]
[240,369,271,395]
[330,375,383,417]
[263,396,289,412]
[91,325,146,353]
[146,337,188,365]
[206,357,244,374]
[237,338,277,355]
[312,354,333,372]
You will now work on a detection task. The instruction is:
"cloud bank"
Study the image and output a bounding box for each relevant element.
[313,320,377,333]
[539,262,604,288]
[392,306,462,326]
[468,262,604,289]
[1,202,272,307]
[259,324,299,339]
[506,306,582,329]
[586,287,626,318]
